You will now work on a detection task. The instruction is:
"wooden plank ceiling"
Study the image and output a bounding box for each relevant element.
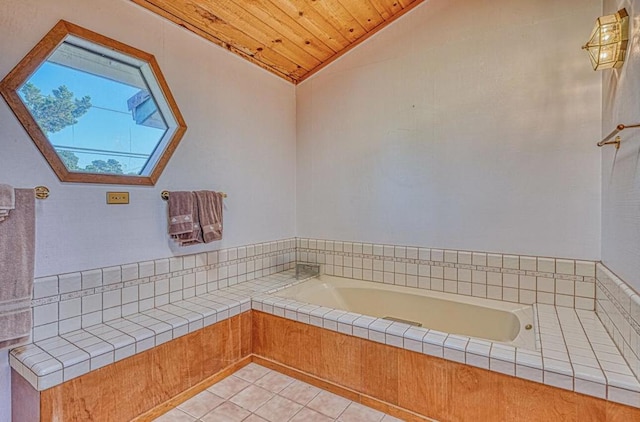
[131,0,423,84]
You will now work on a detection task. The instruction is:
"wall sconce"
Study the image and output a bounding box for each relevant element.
[582,8,629,70]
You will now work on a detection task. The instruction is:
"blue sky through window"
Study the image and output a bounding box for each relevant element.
[20,60,167,174]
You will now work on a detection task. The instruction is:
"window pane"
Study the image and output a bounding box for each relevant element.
[17,36,173,176]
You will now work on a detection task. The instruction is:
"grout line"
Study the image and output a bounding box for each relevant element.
[575,310,608,384]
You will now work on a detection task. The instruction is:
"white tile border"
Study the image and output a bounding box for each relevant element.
[296,238,596,310]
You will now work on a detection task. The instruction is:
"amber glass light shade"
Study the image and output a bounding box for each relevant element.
[582,9,629,71]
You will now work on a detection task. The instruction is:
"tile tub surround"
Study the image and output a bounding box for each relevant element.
[596,264,640,380]
[9,267,640,420]
[252,312,640,422]
[296,238,597,310]
[29,236,596,345]
[15,267,640,405]
[251,292,640,408]
[11,270,312,392]
[30,238,297,342]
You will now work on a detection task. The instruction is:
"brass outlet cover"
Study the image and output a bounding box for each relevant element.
[107,192,129,204]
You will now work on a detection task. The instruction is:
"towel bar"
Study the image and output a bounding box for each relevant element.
[161,190,227,200]
[597,123,640,148]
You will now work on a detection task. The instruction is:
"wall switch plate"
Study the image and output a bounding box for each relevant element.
[107,192,129,204]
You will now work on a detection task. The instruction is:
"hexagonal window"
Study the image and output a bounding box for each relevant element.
[0,20,186,185]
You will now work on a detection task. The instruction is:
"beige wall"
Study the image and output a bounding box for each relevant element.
[296,0,602,260]
[0,0,297,278]
[602,0,640,292]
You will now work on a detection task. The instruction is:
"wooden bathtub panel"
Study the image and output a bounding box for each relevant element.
[39,313,251,422]
[185,329,207,386]
[253,309,323,373]
[252,312,640,422]
[43,346,159,420]
[254,311,363,390]
[504,375,580,422]
[361,340,398,405]
[319,328,362,391]
[253,309,297,364]
[448,362,506,421]
[201,317,239,375]
[15,310,640,421]
[241,310,252,357]
[398,348,449,420]
[577,394,608,422]
[605,399,640,421]
[151,331,193,403]
[297,322,323,374]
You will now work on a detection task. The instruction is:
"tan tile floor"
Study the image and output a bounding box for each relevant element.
[153,363,403,422]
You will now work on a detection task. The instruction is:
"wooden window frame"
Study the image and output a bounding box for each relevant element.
[0,20,187,186]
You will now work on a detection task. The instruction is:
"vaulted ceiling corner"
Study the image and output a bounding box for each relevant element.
[130,0,424,84]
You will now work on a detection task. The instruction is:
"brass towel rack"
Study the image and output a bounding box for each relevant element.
[597,123,640,149]
[161,190,227,200]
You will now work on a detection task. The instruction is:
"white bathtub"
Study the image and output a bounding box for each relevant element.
[276,274,535,350]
